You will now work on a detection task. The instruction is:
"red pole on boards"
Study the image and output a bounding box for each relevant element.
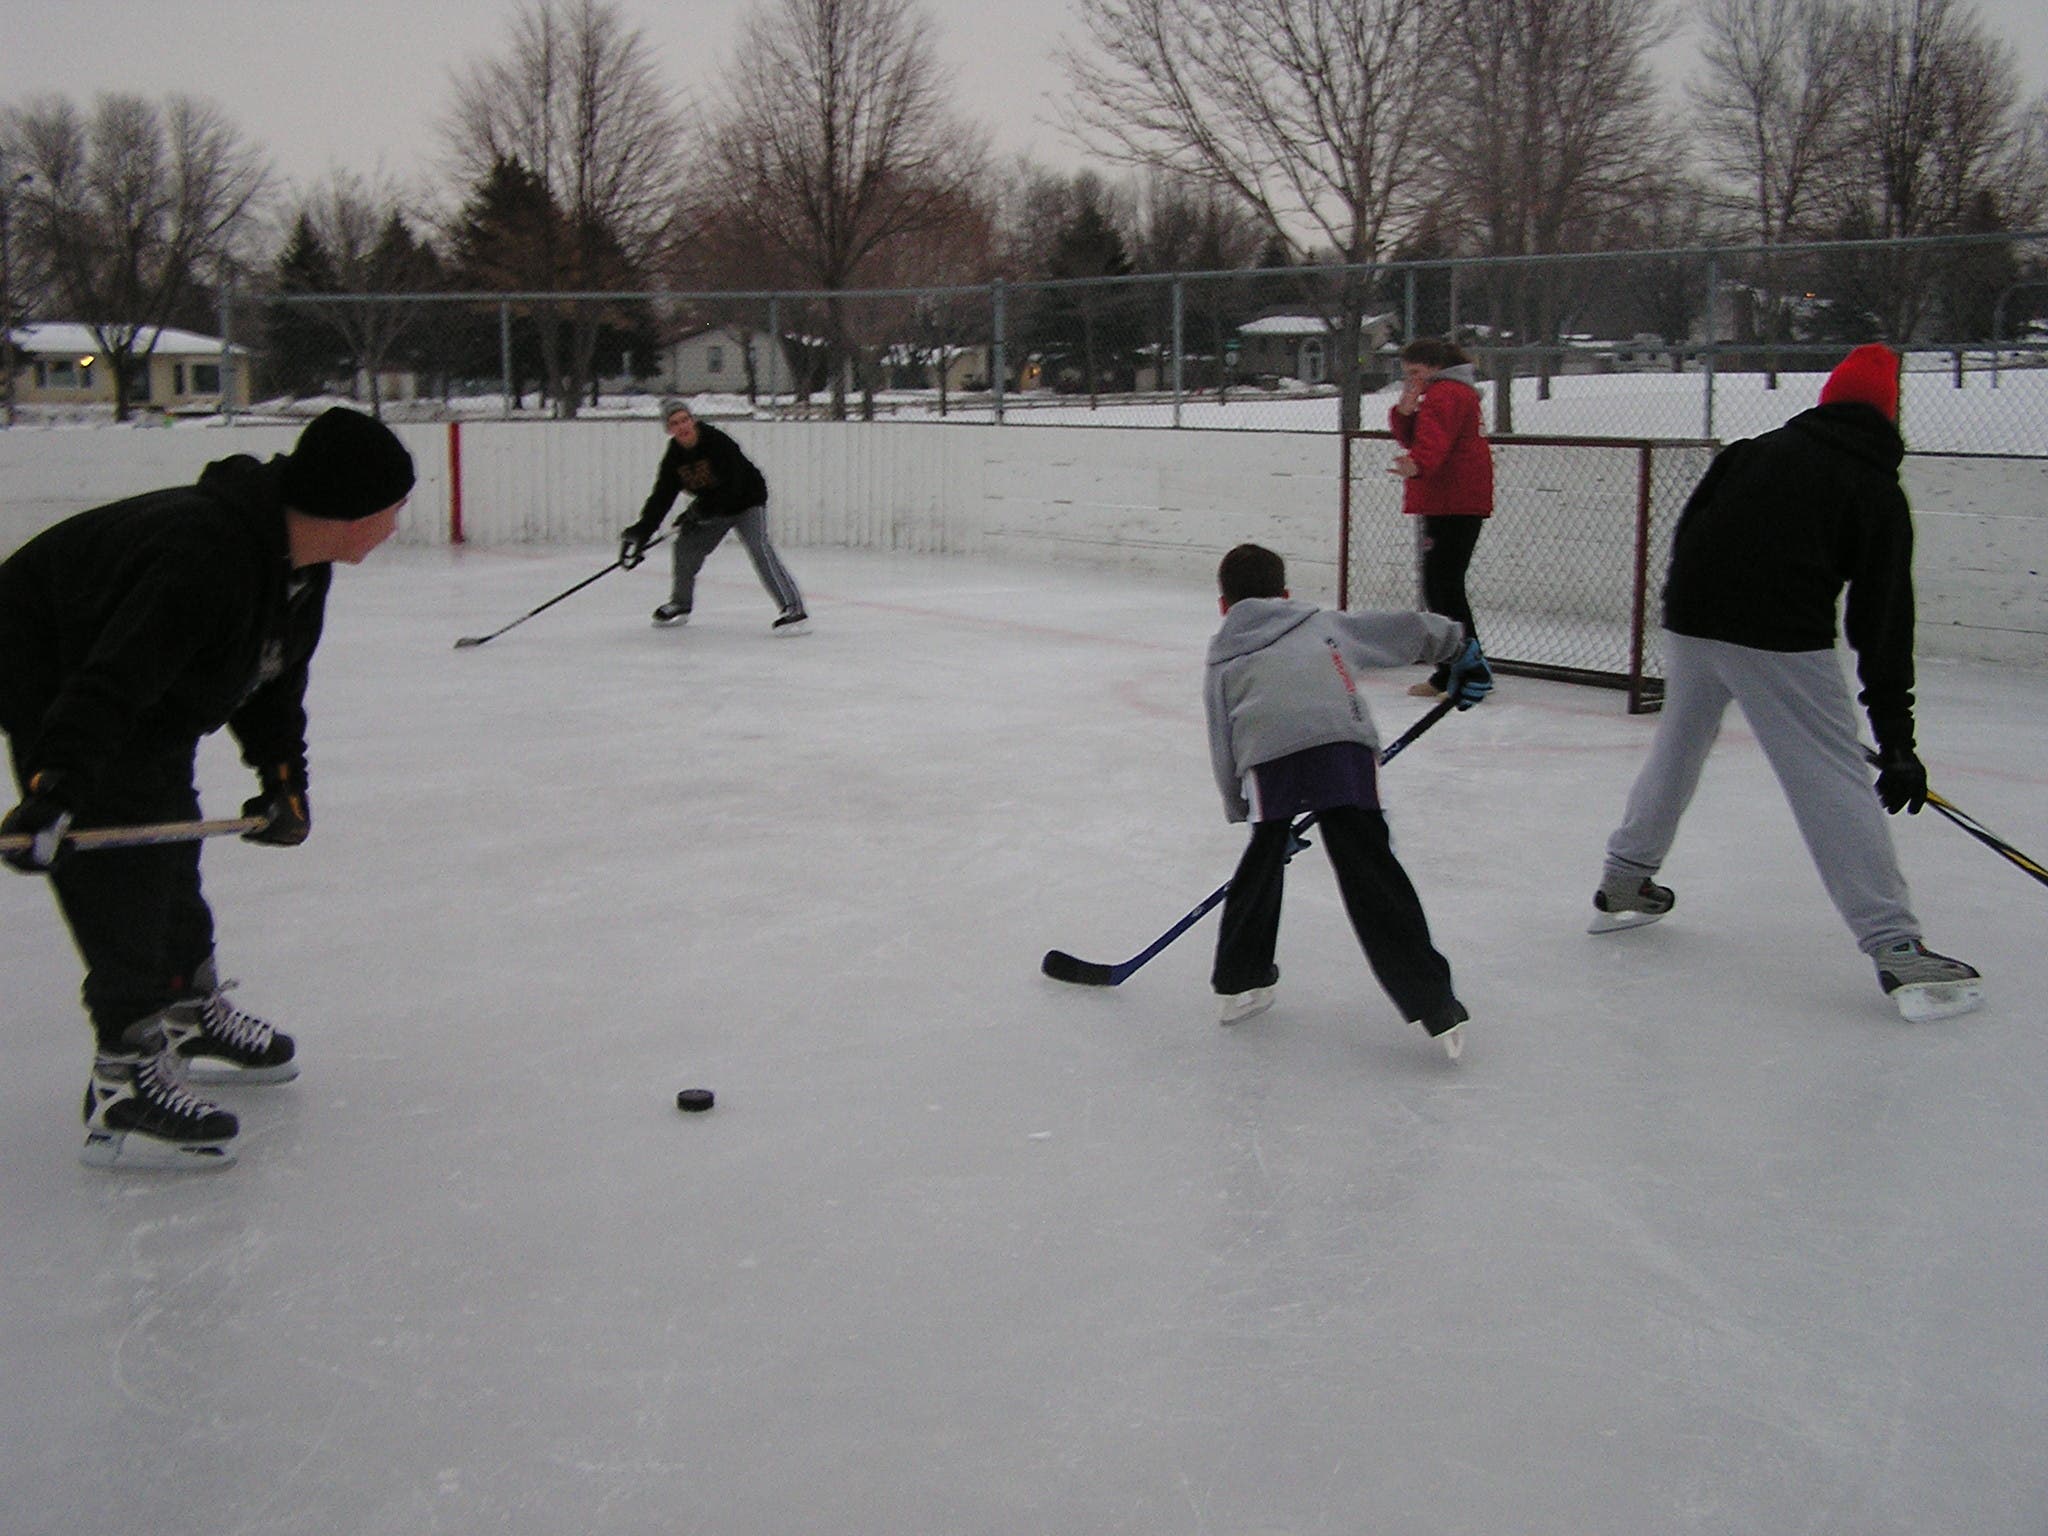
[447,420,465,545]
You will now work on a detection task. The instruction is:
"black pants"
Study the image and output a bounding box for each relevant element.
[1211,806,1455,1023]
[7,733,215,1048]
[1419,514,1485,688]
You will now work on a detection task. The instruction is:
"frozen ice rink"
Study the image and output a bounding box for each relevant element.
[4,543,2045,1535]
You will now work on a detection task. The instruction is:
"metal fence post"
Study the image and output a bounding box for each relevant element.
[219,282,236,423]
[768,296,781,401]
[499,302,512,418]
[1404,268,1417,342]
[992,279,1006,426]
[1171,277,1185,428]
[1701,254,1719,440]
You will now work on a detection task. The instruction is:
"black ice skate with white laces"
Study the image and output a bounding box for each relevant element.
[161,969,298,1083]
[1587,869,1675,934]
[82,1025,239,1170]
[1873,939,1984,1023]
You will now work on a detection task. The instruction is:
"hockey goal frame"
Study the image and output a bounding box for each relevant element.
[1339,431,1719,714]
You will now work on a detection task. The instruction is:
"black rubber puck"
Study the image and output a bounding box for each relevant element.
[675,1088,715,1112]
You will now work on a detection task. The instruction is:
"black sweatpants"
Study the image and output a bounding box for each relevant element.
[1419,514,1485,688]
[1211,805,1456,1023]
[7,733,216,1047]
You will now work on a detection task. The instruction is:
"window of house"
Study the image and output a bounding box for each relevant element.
[1300,338,1326,383]
[189,363,220,394]
[707,345,724,374]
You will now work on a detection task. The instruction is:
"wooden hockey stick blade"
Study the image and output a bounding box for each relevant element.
[1,815,264,855]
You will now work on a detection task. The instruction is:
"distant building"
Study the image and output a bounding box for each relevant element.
[5,322,251,411]
[1234,311,1398,385]
[660,326,800,396]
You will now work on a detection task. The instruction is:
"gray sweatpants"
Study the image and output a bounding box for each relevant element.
[1604,631,1919,954]
[668,503,804,616]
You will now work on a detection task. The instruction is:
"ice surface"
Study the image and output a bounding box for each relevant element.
[4,544,2045,1535]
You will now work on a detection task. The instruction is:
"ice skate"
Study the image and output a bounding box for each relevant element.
[1218,965,1278,1024]
[1588,870,1675,933]
[1417,999,1468,1060]
[81,1026,238,1170]
[771,608,810,635]
[162,972,298,1084]
[651,602,690,627]
[1874,940,1984,1023]
[1219,986,1275,1024]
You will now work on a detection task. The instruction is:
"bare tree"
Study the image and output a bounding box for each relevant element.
[285,172,440,415]
[1428,0,1675,426]
[444,0,686,415]
[1689,0,1858,243]
[701,0,991,418]
[9,91,268,420]
[1056,0,1440,428]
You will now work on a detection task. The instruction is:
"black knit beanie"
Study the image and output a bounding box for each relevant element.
[280,407,416,519]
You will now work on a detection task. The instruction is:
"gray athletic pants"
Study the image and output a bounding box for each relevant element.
[668,504,803,617]
[1603,631,1919,954]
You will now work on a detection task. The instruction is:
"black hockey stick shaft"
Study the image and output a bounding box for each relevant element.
[1862,745,2048,890]
[1041,696,1459,986]
[453,534,667,649]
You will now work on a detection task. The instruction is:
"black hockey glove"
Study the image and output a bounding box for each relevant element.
[619,522,655,569]
[1873,745,1928,816]
[1444,638,1494,711]
[242,763,311,846]
[1,770,75,874]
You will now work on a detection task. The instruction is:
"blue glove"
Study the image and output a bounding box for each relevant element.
[2,770,76,873]
[1444,638,1493,710]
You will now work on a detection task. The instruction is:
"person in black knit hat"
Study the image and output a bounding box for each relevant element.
[0,406,414,1170]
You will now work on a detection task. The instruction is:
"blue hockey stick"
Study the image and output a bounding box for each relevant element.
[1041,697,1456,986]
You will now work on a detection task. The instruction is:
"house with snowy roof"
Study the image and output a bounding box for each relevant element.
[3,322,250,412]
[1233,311,1398,386]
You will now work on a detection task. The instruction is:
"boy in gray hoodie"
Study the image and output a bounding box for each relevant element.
[1204,544,1490,1057]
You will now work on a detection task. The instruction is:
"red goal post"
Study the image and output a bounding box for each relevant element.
[1339,431,1720,713]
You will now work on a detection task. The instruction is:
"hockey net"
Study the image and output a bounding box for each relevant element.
[1340,432,1719,712]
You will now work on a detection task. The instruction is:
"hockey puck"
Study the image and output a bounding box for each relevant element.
[675,1088,715,1112]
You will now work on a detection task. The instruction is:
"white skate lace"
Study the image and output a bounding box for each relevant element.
[136,1052,222,1122]
[201,981,275,1052]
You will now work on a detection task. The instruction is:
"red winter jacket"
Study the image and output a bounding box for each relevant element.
[1389,370,1493,517]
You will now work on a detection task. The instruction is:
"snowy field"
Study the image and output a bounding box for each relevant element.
[3,544,2046,1535]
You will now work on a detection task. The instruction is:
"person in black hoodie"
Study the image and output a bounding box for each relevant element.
[0,407,414,1168]
[619,399,807,633]
[1589,345,1982,1023]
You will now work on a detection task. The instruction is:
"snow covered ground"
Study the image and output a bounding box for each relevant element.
[3,544,2045,1535]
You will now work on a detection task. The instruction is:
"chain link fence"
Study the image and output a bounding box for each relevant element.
[166,230,2044,458]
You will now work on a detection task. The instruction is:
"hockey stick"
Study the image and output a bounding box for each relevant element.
[453,534,667,649]
[1863,747,2048,891]
[1,815,263,856]
[1041,696,1458,986]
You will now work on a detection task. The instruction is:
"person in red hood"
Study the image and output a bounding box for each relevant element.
[1389,337,1495,699]
[1589,344,1983,1024]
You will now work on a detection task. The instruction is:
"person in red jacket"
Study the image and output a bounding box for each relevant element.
[1389,337,1494,699]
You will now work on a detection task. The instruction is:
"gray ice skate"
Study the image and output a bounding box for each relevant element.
[1873,939,1984,1022]
[1587,870,1675,934]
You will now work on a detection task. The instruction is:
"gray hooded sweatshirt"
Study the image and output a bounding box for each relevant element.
[1204,598,1464,822]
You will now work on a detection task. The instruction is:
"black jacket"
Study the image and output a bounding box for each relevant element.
[633,420,769,532]
[0,454,328,796]
[1662,402,1917,754]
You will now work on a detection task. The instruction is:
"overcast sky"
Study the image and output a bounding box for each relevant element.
[2,0,2045,205]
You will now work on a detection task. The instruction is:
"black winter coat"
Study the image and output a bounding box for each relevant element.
[0,454,328,796]
[1661,401,1917,754]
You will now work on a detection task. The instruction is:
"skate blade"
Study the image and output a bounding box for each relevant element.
[1893,979,1986,1023]
[1438,1022,1465,1060]
[1586,907,1667,935]
[179,1059,300,1086]
[1218,988,1275,1025]
[80,1132,237,1171]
